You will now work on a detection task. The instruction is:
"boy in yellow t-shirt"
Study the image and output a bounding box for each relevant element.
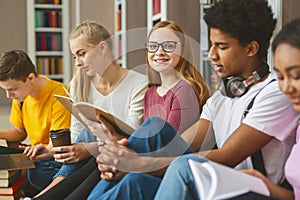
[0,50,71,192]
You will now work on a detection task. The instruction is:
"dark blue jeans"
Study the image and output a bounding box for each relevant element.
[88,117,193,200]
[28,159,63,191]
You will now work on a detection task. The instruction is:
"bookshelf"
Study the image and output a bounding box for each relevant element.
[26,0,71,84]
[266,0,282,71]
[199,1,221,92]
[114,0,147,70]
[147,0,167,28]
[114,0,126,67]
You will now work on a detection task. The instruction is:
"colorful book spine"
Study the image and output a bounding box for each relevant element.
[153,0,161,15]
[49,11,57,27]
[117,8,121,31]
[35,10,41,27]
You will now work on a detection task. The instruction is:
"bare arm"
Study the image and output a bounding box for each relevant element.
[181,118,214,151]
[197,123,273,168]
[0,127,27,142]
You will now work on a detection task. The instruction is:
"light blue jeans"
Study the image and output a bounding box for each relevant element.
[154,154,208,200]
[88,117,194,200]
[53,128,97,178]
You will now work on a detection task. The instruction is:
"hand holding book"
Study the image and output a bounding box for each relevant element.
[54,94,135,137]
[78,112,126,142]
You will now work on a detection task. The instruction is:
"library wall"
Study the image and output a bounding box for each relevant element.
[282,0,300,25]
[0,0,27,105]
[79,0,114,34]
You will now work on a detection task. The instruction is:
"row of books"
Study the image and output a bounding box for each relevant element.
[35,0,61,4]
[37,57,63,75]
[35,10,62,28]
[0,171,24,200]
[200,0,218,4]
[36,34,62,51]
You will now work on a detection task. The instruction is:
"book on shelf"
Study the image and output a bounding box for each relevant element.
[188,159,270,200]
[153,0,161,15]
[0,170,22,187]
[116,8,121,31]
[54,94,135,136]
[0,175,24,195]
[49,10,57,27]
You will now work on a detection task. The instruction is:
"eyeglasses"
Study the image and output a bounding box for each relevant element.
[145,41,181,53]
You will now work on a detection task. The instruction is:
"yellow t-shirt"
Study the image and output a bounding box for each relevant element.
[10,76,71,146]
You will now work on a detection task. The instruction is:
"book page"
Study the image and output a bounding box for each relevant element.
[74,102,135,136]
[188,159,213,200]
[205,161,270,199]
[54,94,135,136]
[0,139,8,147]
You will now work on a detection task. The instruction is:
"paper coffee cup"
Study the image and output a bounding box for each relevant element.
[50,128,71,147]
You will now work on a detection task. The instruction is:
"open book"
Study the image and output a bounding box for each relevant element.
[188,159,270,200]
[54,94,135,136]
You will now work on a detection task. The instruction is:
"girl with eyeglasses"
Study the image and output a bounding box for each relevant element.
[143,20,210,134]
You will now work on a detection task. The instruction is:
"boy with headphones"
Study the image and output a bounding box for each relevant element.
[153,0,298,199]
[72,0,298,199]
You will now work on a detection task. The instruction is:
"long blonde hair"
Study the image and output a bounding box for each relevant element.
[69,20,113,102]
[146,21,210,110]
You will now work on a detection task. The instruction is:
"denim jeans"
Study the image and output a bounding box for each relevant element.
[88,117,193,200]
[28,159,63,191]
[53,128,97,178]
[154,154,208,200]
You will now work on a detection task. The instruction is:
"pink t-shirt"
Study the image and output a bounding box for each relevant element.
[143,79,200,134]
[285,124,300,199]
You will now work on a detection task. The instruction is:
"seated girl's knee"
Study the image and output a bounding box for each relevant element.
[171,154,207,169]
[122,172,150,183]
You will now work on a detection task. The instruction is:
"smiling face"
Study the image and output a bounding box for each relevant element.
[70,37,106,77]
[147,28,182,74]
[274,43,300,112]
[208,28,254,79]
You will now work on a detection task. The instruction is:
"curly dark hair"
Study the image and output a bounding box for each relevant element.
[204,0,277,59]
[272,18,300,53]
